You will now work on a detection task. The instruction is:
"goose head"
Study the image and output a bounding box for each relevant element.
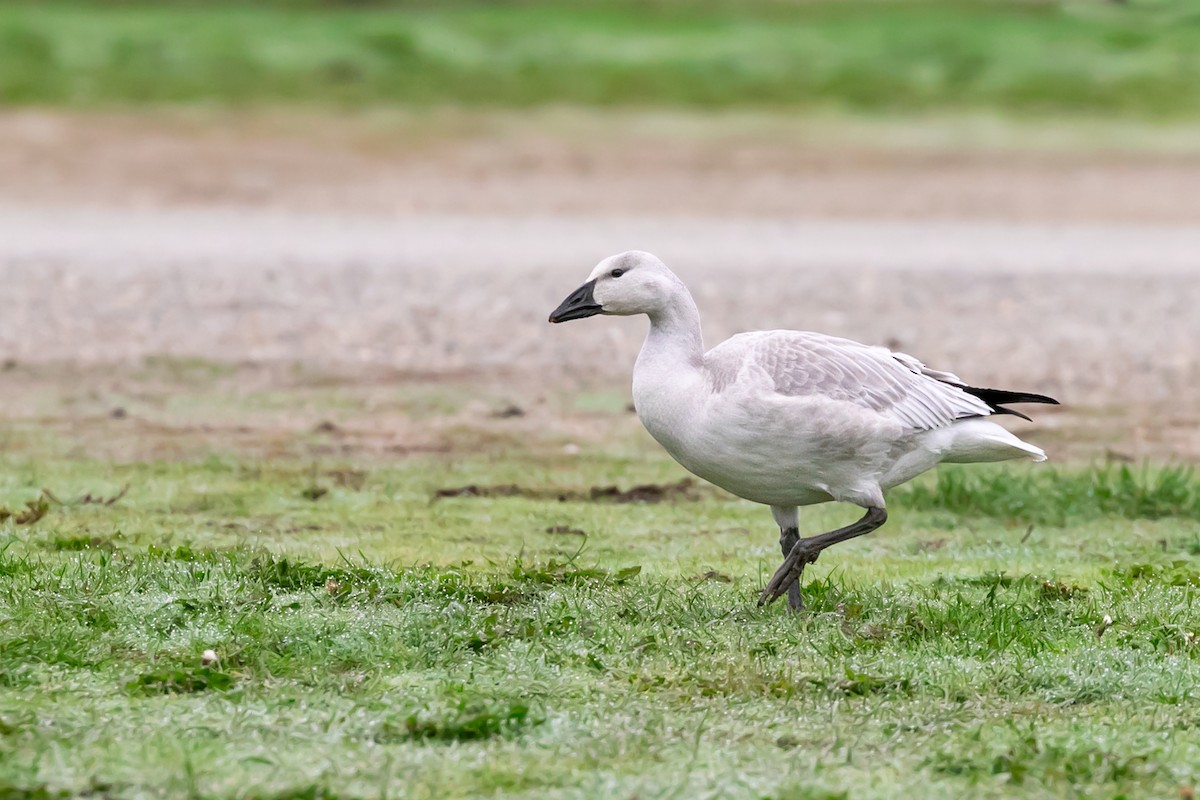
[548,251,677,323]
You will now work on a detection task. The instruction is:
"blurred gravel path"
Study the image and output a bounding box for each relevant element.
[4,206,1198,409]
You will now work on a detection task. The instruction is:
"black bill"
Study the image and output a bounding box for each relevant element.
[548,279,602,323]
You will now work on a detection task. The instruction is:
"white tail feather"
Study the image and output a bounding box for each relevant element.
[942,418,1047,464]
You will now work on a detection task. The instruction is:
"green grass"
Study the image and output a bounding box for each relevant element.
[2,444,1200,798]
[902,464,1200,527]
[4,0,1200,117]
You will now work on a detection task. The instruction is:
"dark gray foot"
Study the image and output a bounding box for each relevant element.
[778,527,804,612]
[785,583,804,611]
[759,507,888,608]
[760,540,820,607]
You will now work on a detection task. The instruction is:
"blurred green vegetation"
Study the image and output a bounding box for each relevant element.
[2,1,1200,115]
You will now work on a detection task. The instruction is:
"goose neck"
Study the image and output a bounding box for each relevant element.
[643,289,704,369]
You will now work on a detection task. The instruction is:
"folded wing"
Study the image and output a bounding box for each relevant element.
[711,331,994,432]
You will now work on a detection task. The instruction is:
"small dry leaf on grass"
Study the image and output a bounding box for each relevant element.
[491,404,526,419]
[545,525,587,537]
[42,484,130,507]
[0,497,50,525]
[301,486,329,501]
[693,571,733,583]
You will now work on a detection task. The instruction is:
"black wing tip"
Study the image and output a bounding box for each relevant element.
[991,406,1034,422]
[1008,391,1059,407]
[960,386,1060,421]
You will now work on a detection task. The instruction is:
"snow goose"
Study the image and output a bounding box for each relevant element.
[549,250,1058,611]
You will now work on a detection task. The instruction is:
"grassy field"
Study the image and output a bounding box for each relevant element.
[5,2,1200,795]
[3,0,1200,116]
[3,408,1200,798]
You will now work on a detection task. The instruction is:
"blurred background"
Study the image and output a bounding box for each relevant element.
[3,0,1199,461]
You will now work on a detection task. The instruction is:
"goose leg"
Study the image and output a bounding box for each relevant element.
[779,527,804,612]
[759,507,888,607]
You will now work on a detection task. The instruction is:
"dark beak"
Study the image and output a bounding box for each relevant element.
[548,279,602,323]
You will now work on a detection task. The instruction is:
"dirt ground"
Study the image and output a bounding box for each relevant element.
[2,109,1198,461]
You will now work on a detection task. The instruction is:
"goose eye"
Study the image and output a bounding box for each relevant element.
[610,268,625,278]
